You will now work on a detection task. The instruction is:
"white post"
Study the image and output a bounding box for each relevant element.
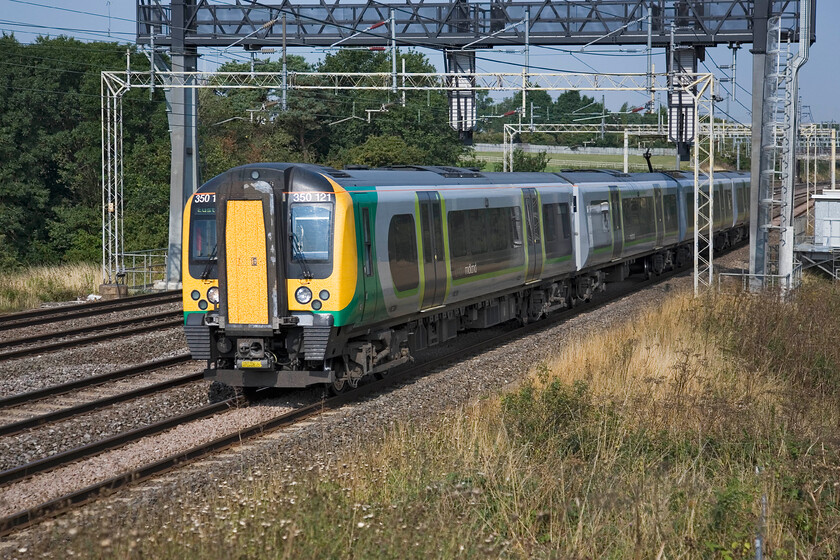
[390,9,397,94]
[646,0,653,111]
[282,14,287,110]
[623,129,629,173]
[832,128,837,190]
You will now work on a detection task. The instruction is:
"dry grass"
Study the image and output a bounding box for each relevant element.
[56,279,840,559]
[0,263,99,312]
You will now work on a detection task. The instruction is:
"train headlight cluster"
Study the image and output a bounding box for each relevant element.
[295,286,313,304]
[207,287,220,304]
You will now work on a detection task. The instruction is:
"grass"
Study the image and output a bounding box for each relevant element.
[0,263,99,313]
[52,278,840,558]
[472,150,692,172]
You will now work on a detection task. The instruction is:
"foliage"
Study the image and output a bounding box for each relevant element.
[0,37,679,270]
[475,90,668,149]
[492,148,550,172]
[0,262,98,311]
[340,135,426,168]
[0,35,170,270]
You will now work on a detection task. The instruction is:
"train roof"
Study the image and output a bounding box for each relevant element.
[198,163,749,192]
[324,165,573,188]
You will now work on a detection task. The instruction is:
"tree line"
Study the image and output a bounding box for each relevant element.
[0,35,660,269]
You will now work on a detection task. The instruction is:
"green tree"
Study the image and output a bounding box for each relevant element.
[493,148,549,172]
[318,49,465,167]
[0,35,170,268]
[198,57,310,177]
[342,135,426,167]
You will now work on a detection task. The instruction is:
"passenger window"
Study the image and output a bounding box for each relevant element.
[663,194,678,233]
[447,206,522,279]
[387,214,418,292]
[600,201,610,232]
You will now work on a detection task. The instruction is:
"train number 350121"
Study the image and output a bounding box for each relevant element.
[291,192,333,203]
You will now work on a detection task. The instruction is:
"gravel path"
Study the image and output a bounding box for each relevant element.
[0,248,752,557]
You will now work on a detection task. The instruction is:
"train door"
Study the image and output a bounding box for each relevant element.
[522,188,543,282]
[608,186,623,259]
[418,191,447,310]
[355,196,382,323]
[654,185,665,247]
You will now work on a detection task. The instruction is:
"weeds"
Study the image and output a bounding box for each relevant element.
[0,263,98,312]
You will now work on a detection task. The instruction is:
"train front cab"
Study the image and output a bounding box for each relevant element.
[204,164,359,389]
[182,180,222,360]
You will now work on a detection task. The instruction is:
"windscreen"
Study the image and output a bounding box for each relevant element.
[290,204,332,262]
[191,217,216,260]
[189,192,217,279]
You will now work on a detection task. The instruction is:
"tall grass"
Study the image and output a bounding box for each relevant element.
[59,279,840,559]
[0,263,99,313]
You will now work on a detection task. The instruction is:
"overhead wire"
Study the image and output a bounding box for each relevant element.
[4,1,724,127]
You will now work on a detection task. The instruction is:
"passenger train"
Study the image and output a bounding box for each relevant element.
[182,164,749,393]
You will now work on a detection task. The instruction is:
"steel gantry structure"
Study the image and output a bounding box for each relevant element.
[136,1,807,47]
[122,0,812,290]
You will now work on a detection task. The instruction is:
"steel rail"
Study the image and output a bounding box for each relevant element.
[0,399,234,488]
[0,354,192,410]
[0,311,180,350]
[0,317,183,361]
[0,372,203,438]
[0,291,180,331]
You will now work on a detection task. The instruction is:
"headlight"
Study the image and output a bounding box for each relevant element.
[191,290,200,301]
[206,286,220,304]
[319,289,330,301]
[295,286,312,304]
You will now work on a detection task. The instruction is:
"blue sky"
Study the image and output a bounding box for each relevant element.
[2,0,836,124]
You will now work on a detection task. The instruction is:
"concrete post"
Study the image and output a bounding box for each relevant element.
[165,0,198,289]
[748,0,771,285]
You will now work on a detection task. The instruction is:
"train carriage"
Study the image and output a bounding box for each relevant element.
[182,163,749,394]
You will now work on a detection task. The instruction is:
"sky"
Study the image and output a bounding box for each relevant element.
[1,0,837,125]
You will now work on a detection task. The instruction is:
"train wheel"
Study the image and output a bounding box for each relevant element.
[328,376,350,395]
[328,360,359,395]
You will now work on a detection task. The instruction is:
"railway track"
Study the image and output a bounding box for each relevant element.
[0,291,181,332]
[0,252,715,538]
[0,353,195,438]
[0,312,182,361]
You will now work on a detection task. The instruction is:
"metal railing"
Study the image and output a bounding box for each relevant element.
[718,265,803,293]
[119,249,167,292]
